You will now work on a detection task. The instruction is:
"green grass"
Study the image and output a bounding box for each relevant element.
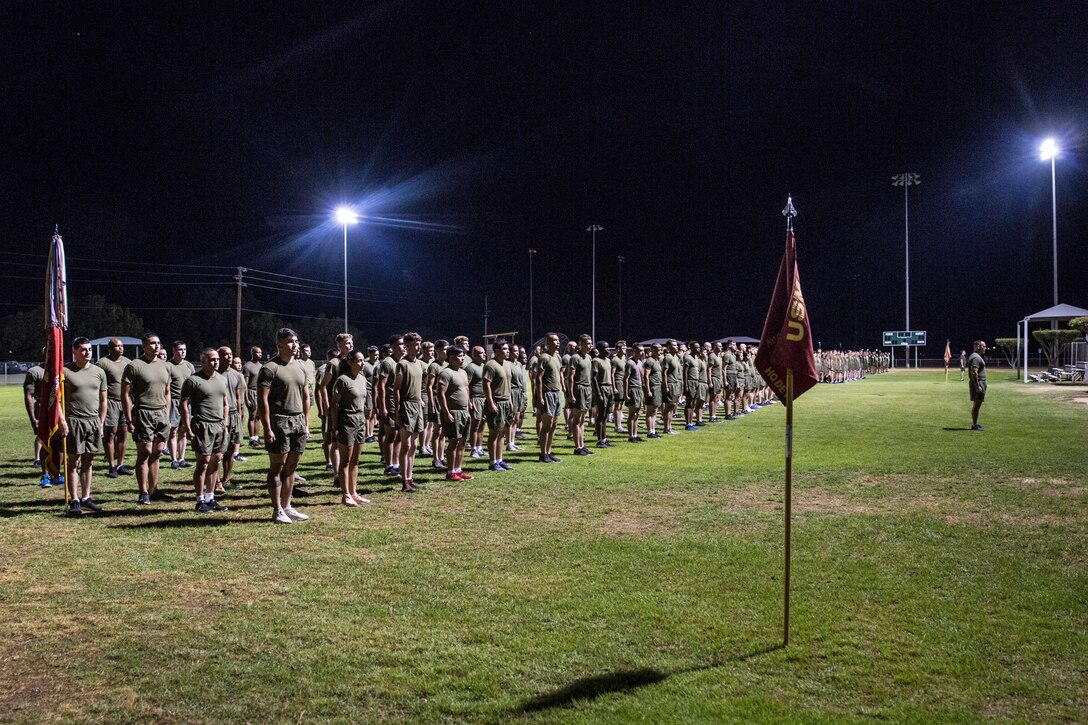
[1,372,1085,723]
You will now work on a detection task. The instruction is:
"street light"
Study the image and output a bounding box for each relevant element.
[335,206,359,332]
[617,253,626,339]
[587,224,602,341]
[891,173,920,367]
[1040,138,1059,306]
[528,248,537,346]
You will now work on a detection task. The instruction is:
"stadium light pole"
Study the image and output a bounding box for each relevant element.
[891,173,919,367]
[1040,138,1059,307]
[528,247,537,346]
[587,224,602,341]
[335,206,359,332]
[617,255,626,340]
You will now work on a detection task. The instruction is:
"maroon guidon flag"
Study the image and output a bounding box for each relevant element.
[754,228,818,401]
[36,228,68,481]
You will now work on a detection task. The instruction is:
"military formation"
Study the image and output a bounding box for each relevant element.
[24,330,886,523]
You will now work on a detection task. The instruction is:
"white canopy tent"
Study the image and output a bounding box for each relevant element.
[88,336,141,361]
[1017,303,1088,382]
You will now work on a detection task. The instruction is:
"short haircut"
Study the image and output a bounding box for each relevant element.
[172,340,186,350]
[421,341,434,351]
[200,347,217,361]
[434,339,449,349]
[651,343,662,352]
[454,335,469,346]
[218,345,233,356]
[688,340,699,350]
[447,345,466,356]
[367,345,379,353]
[595,341,609,354]
[276,327,296,340]
[336,333,353,344]
[142,331,160,343]
[615,340,627,347]
[404,332,421,345]
[632,343,644,353]
[326,348,338,360]
[579,334,592,344]
[71,336,90,347]
[380,344,392,355]
[389,334,404,345]
[492,338,508,352]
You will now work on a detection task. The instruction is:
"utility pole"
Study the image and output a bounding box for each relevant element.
[528,248,537,346]
[617,255,626,340]
[891,173,920,368]
[483,295,489,339]
[586,224,602,341]
[235,267,246,357]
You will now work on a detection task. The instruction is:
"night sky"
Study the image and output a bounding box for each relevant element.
[3,2,1086,353]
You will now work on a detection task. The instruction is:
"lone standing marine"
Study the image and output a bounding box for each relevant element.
[967,340,987,431]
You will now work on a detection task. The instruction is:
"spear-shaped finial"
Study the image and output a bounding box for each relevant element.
[782,195,797,230]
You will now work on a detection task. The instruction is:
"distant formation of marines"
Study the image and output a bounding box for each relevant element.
[26,331,888,522]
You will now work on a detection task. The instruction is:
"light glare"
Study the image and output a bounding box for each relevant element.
[335,206,359,225]
[1040,138,1059,161]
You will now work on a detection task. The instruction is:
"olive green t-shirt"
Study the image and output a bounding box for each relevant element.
[610,355,626,387]
[223,368,245,412]
[167,358,196,399]
[63,362,106,418]
[258,358,308,415]
[591,357,611,387]
[644,357,663,388]
[243,360,263,392]
[625,359,644,394]
[123,356,171,409]
[536,352,563,392]
[570,352,593,387]
[664,353,682,384]
[510,361,526,391]
[181,370,229,423]
[723,350,738,375]
[95,355,129,399]
[465,361,485,398]
[437,367,470,411]
[483,359,512,401]
[379,356,399,405]
[331,373,368,415]
[968,352,986,392]
[23,365,44,400]
[395,357,426,402]
[707,353,723,384]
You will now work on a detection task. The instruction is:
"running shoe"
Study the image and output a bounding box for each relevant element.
[283,506,309,521]
[80,497,103,512]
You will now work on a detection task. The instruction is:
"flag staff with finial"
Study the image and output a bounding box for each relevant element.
[781,195,796,645]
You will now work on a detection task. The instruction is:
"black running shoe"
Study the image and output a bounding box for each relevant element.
[149,490,173,502]
[195,500,214,513]
[138,491,150,505]
[80,497,103,512]
[207,499,228,512]
[66,499,82,517]
[546,453,561,462]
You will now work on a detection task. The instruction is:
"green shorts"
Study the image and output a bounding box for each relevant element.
[709,382,722,397]
[442,410,471,440]
[663,382,681,406]
[726,372,738,391]
[169,399,182,429]
[337,411,367,445]
[246,388,258,412]
[626,388,644,410]
[267,412,307,454]
[398,400,425,434]
[228,411,243,445]
[104,398,126,427]
[512,389,527,414]
[470,397,487,422]
[132,407,170,443]
[647,384,662,408]
[541,390,563,418]
[486,400,514,431]
[572,383,592,411]
[66,416,101,455]
[191,420,227,456]
[593,385,612,409]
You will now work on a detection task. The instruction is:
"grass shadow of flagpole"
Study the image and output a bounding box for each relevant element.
[514,644,783,713]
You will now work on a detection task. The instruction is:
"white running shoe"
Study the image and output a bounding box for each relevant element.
[283,506,309,521]
[273,510,293,524]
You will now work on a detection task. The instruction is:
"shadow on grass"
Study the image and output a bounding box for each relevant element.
[941,427,974,431]
[108,515,267,529]
[515,644,783,713]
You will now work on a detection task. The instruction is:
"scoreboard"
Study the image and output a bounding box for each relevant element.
[882,330,927,347]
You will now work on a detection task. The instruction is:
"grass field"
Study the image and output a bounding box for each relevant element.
[1,370,1085,723]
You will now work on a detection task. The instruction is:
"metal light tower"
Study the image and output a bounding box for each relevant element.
[891,173,919,367]
[528,247,537,346]
[587,224,602,341]
[335,206,359,332]
[1040,138,1059,306]
[617,254,626,340]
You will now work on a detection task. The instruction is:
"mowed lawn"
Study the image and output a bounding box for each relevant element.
[1,370,1085,723]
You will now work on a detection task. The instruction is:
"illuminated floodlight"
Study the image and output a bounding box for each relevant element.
[1040,138,1059,161]
[335,206,359,225]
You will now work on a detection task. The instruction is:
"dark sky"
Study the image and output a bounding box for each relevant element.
[3,2,1086,352]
